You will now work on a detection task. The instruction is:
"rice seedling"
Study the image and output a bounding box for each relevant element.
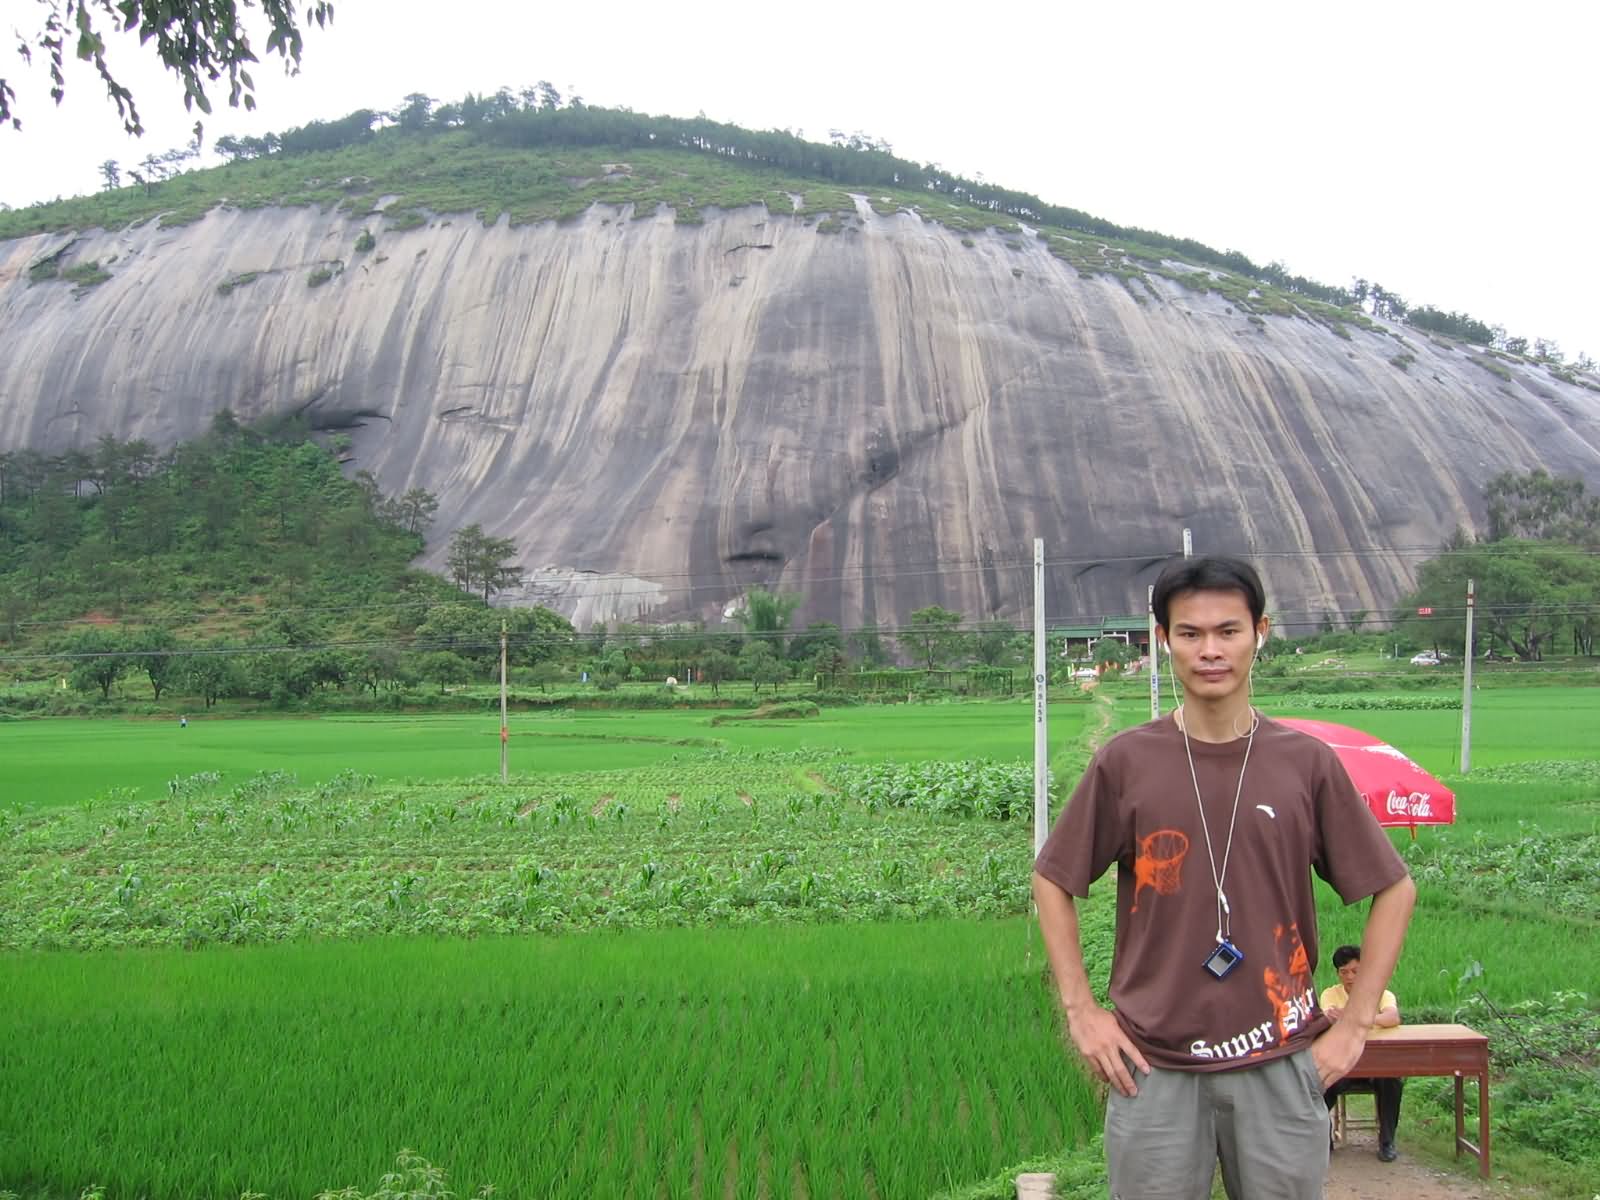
[2,688,1597,1195]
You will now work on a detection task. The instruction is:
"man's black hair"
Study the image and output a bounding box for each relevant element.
[1152,555,1267,629]
[1331,945,1362,969]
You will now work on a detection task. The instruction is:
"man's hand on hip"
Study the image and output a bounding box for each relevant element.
[1068,1006,1151,1097]
[1311,1020,1368,1087]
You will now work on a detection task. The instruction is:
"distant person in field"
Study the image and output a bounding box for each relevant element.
[180,715,188,728]
[1033,555,1415,1199]
[1321,944,1403,1162]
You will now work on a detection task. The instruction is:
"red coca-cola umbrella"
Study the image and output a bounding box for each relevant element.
[1277,717,1456,831]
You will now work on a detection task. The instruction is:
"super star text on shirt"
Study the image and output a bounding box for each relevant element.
[1188,986,1316,1062]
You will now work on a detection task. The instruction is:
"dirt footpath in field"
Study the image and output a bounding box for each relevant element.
[1325,1130,1490,1200]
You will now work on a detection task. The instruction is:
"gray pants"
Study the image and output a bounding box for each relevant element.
[1105,1049,1329,1199]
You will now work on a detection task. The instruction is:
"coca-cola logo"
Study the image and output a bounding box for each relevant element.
[1385,790,1433,818]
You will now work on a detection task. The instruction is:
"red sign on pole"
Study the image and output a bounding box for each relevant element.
[1417,607,1434,616]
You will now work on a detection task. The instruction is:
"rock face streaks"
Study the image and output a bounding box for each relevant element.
[3,200,1598,629]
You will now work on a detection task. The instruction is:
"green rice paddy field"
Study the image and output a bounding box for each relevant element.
[1,688,1596,1198]
[0,702,1093,814]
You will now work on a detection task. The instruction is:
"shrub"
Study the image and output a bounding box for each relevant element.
[307,266,334,288]
[216,269,264,297]
[355,228,376,252]
[1280,694,1460,711]
[1472,354,1513,382]
[384,208,426,232]
[62,261,111,287]
[828,759,1032,820]
[709,702,819,724]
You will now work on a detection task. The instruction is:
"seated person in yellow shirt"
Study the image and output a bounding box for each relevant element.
[1321,944,1403,1162]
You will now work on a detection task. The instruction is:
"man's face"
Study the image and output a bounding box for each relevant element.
[1159,588,1267,703]
[1337,959,1361,990]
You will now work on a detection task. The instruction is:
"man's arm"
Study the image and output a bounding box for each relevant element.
[1311,874,1416,1086]
[1033,871,1150,1097]
[1319,987,1344,1023]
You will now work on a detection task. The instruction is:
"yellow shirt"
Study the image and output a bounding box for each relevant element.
[1319,983,1397,1015]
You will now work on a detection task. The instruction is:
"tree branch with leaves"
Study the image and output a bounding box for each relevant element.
[2,0,333,135]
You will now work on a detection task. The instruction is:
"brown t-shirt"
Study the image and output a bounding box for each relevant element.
[1034,714,1409,1072]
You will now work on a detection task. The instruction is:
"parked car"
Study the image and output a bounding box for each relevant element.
[1411,652,1441,665]
[1073,667,1098,680]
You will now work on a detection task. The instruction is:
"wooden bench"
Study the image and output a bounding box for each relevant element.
[1348,1022,1491,1178]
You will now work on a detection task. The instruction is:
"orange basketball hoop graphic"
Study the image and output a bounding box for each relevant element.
[1131,829,1190,912]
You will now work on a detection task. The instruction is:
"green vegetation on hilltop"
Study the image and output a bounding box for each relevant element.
[0,417,573,709]
[8,94,1590,365]
[0,98,1399,338]
[0,418,425,625]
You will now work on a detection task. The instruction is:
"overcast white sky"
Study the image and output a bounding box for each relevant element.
[3,1,1595,358]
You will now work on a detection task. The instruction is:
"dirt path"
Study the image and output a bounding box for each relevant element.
[1081,682,1116,752]
[1325,1129,1492,1200]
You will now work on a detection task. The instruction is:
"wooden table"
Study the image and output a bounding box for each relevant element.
[1351,1023,1491,1178]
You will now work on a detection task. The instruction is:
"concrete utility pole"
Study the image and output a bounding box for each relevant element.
[1460,580,1475,772]
[499,619,509,782]
[1182,528,1193,558]
[1033,539,1049,857]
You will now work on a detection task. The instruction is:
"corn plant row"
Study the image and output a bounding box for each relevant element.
[0,919,1101,1200]
[825,760,1035,820]
[0,768,1035,951]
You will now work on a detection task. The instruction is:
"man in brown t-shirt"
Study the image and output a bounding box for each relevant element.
[1033,556,1415,1199]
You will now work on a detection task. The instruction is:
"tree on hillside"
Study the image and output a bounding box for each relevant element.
[446,525,522,603]
[413,603,499,667]
[384,488,440,537]
[503,605,575,668]
[0,584,29,642]
[698,649,736,696]
[65,628,132,700]
[786,621,842,664]
[416,650,473,694]
[184,646,242,709]
[1483,469,1600,546]
[530,660,565,693]
[899,605,967,671]
[392,92,435,132]
[971,620,1014,667]
[1401,540,1600,661]
[1092,637,1132,672]
[734,588,801,657]
[738,641,788,694]
[848,623,890,666]
[2,0,333,135]
[807,643,848,678]
[348,645,409,698]
[137,628,181,701]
